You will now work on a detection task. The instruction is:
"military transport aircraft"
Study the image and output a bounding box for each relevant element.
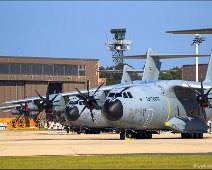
[61,48,209,134]
[1,48,211,140]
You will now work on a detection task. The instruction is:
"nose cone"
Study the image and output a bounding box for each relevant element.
[65,106,80,121]
[103,99,123,121]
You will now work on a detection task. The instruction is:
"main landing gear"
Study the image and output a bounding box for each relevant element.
[181,133,203,139]
[120,130,153,140]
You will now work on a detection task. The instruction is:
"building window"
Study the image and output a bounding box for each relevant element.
[78,65,85,76]
[0,62,84,76]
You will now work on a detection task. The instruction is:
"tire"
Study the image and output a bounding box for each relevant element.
[147,133,152,139]
[197,133,203,139]
[120,131,125,140]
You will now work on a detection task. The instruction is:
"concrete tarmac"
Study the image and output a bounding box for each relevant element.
[0,130,211,156]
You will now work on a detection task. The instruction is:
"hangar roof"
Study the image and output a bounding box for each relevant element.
[0,56,99,61]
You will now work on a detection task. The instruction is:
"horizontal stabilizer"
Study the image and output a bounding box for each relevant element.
[166,28,212,34]
[113,54,209,59]
[98,70,143,74]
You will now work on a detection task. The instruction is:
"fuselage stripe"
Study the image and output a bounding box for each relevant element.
[165,96,171,126]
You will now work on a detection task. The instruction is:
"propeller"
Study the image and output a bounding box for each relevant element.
[75,80,104,122]
[35,85,62,113]
[187,77,212,121]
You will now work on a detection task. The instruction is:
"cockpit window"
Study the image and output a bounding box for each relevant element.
[127,92,133,98]
[79,101,84,105]
[108,92,122,98]
[108,93,115,97]
[115,93,122,98]
[123,92,128,98]
[69,101,78,105]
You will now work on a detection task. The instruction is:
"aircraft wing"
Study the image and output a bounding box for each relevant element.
[113,54,209,59]
[2,84,116,106]
[3,97,41,105]
[0,104,23,112]
[167,80,212,99]
[61,85,116,97]
[98,70,144,73]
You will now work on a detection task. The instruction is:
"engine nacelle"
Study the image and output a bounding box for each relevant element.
[29,111,39,117]
[11,109,21,115]
[28,103,39,111]
[64,105,80,121]
[167,116,208,133]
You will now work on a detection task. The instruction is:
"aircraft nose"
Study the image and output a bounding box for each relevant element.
[64,106,80,121]
[103,99,123,121]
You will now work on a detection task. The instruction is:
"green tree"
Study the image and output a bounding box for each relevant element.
[159,66,182,80]
[99,63,141,85]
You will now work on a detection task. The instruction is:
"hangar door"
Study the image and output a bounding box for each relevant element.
[48,83,63,94]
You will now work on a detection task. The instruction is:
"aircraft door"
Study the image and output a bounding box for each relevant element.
[143,106,154,127]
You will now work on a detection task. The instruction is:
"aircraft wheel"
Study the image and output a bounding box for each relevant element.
[141,133,147,139]
[191,133,198,139]
[181,133,186,139]
[126,133,132,139]
[198,133,203,139]
[120,131,125,140]
[147,133,152,139]
[76,130,81,134]
[181,133,193,139]
[66,127,70,134]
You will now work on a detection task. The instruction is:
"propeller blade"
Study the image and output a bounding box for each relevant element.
[92,102,100,110]
[187,84,201,95]
[201,107,207,122]
[75,88,86,99]
[50,90,62,102]
[205,87,212,97]
[87,80,90,96]
[79,105,87,115]
[200,77,204,96]
[92,82,104,96]
[35,90,45,101]
[76,94,86,101]
[90,109,95,122]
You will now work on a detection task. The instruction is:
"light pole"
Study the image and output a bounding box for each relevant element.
[191,34,206,82]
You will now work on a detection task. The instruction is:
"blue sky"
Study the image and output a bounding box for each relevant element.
[0,1,212,70]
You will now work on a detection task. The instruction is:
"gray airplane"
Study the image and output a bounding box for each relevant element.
[1,48,211,140]
[62,49,212,139]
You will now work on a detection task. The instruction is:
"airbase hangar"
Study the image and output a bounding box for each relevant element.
[0,56,105,118]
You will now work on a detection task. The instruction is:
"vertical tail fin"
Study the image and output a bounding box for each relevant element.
[121,64,135,84]
[142,48,161,81]
[204,51,212,82]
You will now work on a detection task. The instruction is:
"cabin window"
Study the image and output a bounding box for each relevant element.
[69,101,78,105]
[123,92,128,98]
[127,92,133,98]
[115,93,122,98]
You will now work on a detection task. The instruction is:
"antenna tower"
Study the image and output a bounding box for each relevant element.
[106,28,132,68]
